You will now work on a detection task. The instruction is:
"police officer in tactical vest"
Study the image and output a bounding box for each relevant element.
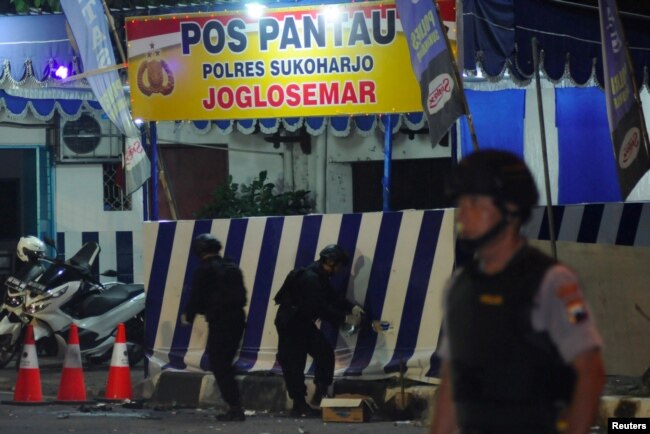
[274,244,363,417]
[183,233,247,421]
[430,150,604,434]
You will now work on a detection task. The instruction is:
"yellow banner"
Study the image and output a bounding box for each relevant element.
[126,1,421,121]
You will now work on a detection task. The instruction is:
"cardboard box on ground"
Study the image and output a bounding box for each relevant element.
[320,394,378,423]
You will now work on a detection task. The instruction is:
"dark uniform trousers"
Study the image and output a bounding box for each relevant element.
[276,318,334,400]
[207,310,246,408]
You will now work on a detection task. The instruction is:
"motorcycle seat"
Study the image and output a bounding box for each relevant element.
[78,284,144,317]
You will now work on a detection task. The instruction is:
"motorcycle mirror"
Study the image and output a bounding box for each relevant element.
[101,269,118,277]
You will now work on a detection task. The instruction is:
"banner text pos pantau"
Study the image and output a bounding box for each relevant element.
[125,0,422,121]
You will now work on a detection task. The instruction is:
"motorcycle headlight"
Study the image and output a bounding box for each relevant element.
[25,302,50,314]
[6,296,23,308]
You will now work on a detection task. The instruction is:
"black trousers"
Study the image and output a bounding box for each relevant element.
[276,319,334,401]
[207,311,245,408]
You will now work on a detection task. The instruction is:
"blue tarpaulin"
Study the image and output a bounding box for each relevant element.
[556,87,622,204]
[460,89,526,158]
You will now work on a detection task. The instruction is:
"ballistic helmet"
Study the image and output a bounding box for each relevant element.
[319,244,349,266]
[16,236,46,262]
[192,233,222,257]
[446,150,538,222]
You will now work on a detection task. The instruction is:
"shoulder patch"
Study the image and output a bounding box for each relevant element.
[566,299,589,324]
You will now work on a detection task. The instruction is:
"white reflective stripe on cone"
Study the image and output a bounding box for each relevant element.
[110,343,129,367]
[63,344,83,369]
[20,344,39,369]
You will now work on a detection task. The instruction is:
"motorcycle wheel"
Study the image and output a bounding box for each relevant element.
[0,333,19,369]
[124,312,145,366]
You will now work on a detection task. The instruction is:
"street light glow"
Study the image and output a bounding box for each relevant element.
[246,3,266,19]
[323,5,341,23]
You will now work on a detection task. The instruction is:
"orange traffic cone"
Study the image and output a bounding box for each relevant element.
[104,323,132,401]
[2,324,46,405]
[56,324,92,404]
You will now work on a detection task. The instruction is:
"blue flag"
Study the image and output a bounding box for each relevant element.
[395,0,466,147]
[61,0,151,195]
[598,0,650,199]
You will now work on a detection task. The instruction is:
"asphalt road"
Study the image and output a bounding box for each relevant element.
[0,355,610,433]
[0,356,428,434]
[0,405,427,434]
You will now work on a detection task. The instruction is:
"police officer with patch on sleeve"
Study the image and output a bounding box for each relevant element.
[274,244,363,417]
[183,233,247,422]
[430,150,605,434]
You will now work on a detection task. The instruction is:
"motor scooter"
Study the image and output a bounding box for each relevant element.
[0,239,146,367]
[0,236,54,368]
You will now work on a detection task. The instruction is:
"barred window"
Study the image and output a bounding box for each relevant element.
[103,163,132,211]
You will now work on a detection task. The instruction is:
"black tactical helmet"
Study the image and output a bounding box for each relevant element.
[192,233,222,257]
[446,149,539,222]
[319,244,349,266]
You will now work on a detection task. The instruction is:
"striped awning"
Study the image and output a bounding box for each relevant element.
[461,0,650,87]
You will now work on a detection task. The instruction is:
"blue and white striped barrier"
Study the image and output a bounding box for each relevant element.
[111,201,650,384]
[143,210,455,383]
[524,202,650,248]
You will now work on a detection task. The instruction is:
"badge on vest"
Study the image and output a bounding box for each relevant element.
[479,293,503,305]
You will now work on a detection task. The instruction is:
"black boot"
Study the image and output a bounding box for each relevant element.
[290,399,320,418]
[310,384,330,407]
[216,406,246,421]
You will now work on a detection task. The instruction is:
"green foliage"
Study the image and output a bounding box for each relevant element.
[194,171,314,219]
[10,0,60,12]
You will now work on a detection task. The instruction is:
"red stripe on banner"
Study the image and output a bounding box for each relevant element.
[126,18,182,40]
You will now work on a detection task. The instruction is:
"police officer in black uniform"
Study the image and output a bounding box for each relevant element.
[183,233,247,422]
[430,150,605,434]
[274,244,363,417]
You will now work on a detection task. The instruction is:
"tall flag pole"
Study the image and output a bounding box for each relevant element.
[598,0,650,199]
[61,0,151,196]
[395,0,478,151]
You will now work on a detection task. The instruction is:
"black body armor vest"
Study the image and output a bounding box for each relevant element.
[446,246,575,431]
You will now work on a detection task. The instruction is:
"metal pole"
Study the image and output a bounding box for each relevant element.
[383,115,393,212]
[149,122,159,221]
[140,126,149,221]
[101,0,127,65]
[451,121,459,166]
[531,37,558,260]
[157,146,179,220]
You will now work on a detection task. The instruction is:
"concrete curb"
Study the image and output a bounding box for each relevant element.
[147,371,437,421]
[146,372,650,427]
